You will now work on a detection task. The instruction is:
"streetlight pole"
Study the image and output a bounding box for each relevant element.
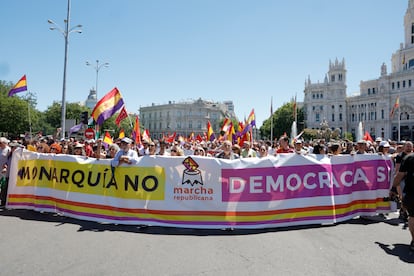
[48,0,82,139]
[86,60,109,100]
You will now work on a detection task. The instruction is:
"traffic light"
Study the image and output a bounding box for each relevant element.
[80,111,88,124]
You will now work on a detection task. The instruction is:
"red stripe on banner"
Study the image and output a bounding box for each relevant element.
[9,194,384,217]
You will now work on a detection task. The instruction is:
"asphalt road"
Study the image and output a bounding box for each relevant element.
[0,208,413,276]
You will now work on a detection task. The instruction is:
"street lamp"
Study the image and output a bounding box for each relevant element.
[86,60,109,99]
[48,0,82,139]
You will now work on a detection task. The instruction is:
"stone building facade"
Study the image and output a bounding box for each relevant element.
[304,0,414,141]
[139,98,237,140]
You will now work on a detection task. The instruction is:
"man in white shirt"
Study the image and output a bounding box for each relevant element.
[111,137,139,167]
[0,137,11,170]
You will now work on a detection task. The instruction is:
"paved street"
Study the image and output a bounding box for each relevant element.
[0,208,413,276]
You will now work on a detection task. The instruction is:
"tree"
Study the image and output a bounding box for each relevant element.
[0,81,42,138]
[260,102,304,140]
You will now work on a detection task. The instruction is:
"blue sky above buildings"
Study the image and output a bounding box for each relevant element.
[0,0,408,127]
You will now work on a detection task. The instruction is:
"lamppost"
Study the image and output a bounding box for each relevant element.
[86,60,109,99]
[48,0,82,139]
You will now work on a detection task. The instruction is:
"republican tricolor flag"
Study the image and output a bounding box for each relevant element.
[8,75,28,97]
[92,87,124,125]
[246,109,256,127]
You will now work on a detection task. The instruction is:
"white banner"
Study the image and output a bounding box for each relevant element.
[6,149,393,229]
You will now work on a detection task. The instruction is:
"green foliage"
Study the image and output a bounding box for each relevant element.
[260,102,304,140]
[343,131,354,141]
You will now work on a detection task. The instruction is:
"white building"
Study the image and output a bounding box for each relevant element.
[304,0,414,141]
[139,98,237,140]
[85,88,97,110]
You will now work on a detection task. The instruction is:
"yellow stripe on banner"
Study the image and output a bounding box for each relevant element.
[8,195,390,224]
[16,160,165,200]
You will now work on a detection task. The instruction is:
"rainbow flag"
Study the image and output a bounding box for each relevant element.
[92,87,124,125]
[8,75,28,97]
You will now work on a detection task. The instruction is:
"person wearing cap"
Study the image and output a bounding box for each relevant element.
[111,137,139,167]
[73,143,85,156]
[355,140,367,154]
[377,141,391,156]
[138,140,150,156]
[294,139,307,155]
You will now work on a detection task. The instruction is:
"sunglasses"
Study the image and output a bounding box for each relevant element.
[149,145,155,147]
[171,149,177,152]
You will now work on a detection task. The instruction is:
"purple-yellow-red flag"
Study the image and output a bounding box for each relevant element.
[92,87,124,125]
[246,109,256,127]
[8,75,28,97]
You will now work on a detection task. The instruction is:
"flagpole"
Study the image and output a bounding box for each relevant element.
[27,95,32,139]
[398,97,401,141]
[295,93,298,123]
[127,114,133,128]
[270,96,273,142]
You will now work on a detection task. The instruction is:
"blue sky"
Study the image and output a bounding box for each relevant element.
[0,0,408,128]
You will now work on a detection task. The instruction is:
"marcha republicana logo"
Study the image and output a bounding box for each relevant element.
[181,157,203,186]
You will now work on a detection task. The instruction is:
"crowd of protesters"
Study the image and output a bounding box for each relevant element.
[0,133,413,251]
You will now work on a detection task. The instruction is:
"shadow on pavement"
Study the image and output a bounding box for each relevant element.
[0,208,407,236]
[0,208,335,236]
[375,242,414,263]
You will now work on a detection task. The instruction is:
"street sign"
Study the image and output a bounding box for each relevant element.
[84,128,95,139]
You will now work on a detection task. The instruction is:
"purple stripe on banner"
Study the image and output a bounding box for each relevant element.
[8,202,389,227]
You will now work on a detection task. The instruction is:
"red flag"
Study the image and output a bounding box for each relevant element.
[115,106,128,126]
[363,131,374,143]
[196,134,203,142]
[132,116,141,144]
[165,132,176,143]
